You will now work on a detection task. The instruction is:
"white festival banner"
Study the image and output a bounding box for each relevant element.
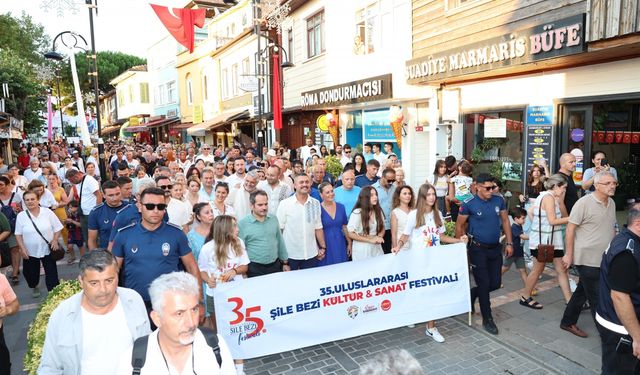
[214,243,471,359]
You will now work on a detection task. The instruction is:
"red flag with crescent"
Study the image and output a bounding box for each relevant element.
[150,4,206,53]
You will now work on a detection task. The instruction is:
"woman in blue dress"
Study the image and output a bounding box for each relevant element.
[318,182,350,266]
[187,202,214,325]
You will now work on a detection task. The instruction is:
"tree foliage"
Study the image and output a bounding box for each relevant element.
[0,12,49,133]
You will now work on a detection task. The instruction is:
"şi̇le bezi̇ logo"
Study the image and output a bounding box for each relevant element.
[347,305,359,319]
[227,297,266,346]
[362,304,378,313]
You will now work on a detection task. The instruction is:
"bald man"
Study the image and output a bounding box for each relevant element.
[558,153,578,213]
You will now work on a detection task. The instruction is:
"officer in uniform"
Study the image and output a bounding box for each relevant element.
[87,180,127,250]
[456,173,513,335]
[111,187,202,326]
[596,203,640,374]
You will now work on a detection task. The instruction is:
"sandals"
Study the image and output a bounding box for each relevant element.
[520,296,543,309]
[10,275,19,286]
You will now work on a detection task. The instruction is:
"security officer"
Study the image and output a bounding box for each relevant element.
[87,180,128,250]
[111,187,202,326]
[596,203,640,375]
[456,173,513,335]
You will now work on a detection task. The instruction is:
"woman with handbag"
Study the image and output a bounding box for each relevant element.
[520,174,572,309]
[15,190,63,298]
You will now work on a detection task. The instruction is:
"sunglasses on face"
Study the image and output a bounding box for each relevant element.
[481,185,498,191]
[142,203,167,211]
[159,184,173,190]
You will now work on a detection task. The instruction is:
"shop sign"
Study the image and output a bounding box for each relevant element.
[524,125,553,177]
[363,108,395,142]
[300,74,392,109]
[193,105,203,124]
[239,76,259,92]
[129,117,140,126]
[484,118,506,138]
[405,14,586,84]
[526,105,554,125]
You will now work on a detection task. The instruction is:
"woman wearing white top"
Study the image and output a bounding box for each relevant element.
[392,184,467,343]
[211,182,235,218]
[25,180,58,210]
[198,215,248,375]
[520,174,571,309]
[428,160,450,217]
[15,190,63,297]
[390,185,415,252]
[347,186,385,260]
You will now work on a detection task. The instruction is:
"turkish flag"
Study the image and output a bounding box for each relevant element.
[151,4,206,53]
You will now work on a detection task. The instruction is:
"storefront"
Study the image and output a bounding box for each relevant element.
[406,12,640,209]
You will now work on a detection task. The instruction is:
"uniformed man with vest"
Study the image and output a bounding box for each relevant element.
[111,187,202,328]
[597,203,640,374]
[456,173,513,335]
[87,180,128,251]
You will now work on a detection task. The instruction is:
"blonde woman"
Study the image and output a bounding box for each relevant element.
[47,174,70,249]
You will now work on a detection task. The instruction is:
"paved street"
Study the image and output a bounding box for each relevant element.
[5,259,600,375]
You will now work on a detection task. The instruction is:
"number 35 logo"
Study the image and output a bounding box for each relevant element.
[228,297,265,337]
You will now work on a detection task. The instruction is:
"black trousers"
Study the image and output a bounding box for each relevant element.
[382,229,392,254]
[0,325,9,375]
[23,255,59,291]
[561,265,599,326]
[247,260,282,278]
[469,244,502,320]
[598,321,640,375]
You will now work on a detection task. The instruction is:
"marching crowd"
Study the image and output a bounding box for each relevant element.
[0,137,638,374]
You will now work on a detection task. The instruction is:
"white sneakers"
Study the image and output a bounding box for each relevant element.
[425,327,445,343]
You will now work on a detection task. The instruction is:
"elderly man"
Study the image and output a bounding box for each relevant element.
[117,272,235,374]
[560,171,618,338]
[199,168,217,203]
[257,165,291,215]
[233,170,259,220]
[277,173,326,270]
[195,143,215,164]
[23,158,42,183]
[334,169,361,216]
[39,250,150,374]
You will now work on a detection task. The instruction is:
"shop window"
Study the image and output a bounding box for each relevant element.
[167,81,177,104]
[186,76,193,105]
[140,83,149,104]
[117,89,126,107]
[464,110,525,206]
[306,10,325,58]
[354,3,378,55]
[128,84,134,104]
[242,58,250,75]
[232,63,239,96]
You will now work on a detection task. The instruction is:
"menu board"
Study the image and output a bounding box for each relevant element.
[524,125,553,174]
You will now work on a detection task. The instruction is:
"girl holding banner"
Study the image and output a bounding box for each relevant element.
[392,184,468,343]
[347,187,385,260]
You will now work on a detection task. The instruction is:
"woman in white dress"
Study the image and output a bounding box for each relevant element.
[392,184,467,343]
[390,185,414,252]
[347,186,385,260]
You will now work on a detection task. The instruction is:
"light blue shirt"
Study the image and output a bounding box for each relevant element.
[334,186,361,218]
[373,181,396,230]
[363,152,374,163]
[198,186,215,202]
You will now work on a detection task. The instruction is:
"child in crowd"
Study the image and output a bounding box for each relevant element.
[447,160,473,221]
[64,200,84,263]
[428,159,449,218]
[501,208,531,291]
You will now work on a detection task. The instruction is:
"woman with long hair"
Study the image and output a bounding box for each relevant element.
[38,162,57,185]
[428,160,449,217]
[392,184,468,343]
[186,165,202,181]
[318,182,350,265]
[0,176,21,285]
[211,182,235,218]
[319,144,329,157]
[347,186,385,260]
[187,203,214,322]
[15,190,63,297]
[46,174,70,251]
[390,185,415,252]
[519,164,546,206]
[520,174,571,309]
[352,153,366,176]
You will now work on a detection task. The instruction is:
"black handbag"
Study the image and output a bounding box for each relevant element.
[26,210,65,261]
[536,201,555,263]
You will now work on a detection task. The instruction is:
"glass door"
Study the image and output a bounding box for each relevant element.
[560,105,593,187]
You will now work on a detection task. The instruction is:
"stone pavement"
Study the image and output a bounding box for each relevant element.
[5,258,600,374]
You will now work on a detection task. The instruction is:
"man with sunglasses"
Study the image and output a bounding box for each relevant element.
[340,144,352,167]
[195,143,215,164]
[111,187,202,323]
[456,173,513,335]
[160,175,190,232]
[87,181,128,251]
[373,168,397,254]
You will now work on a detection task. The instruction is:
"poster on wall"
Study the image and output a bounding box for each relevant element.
[363,108,396,142]
[484,118,507,138]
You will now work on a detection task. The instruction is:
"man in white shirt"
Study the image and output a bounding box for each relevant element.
[233,170,258,220]
[257,165,292,215]
[23,158,42,182]
[125,150,140,169]
[213,161,227,184]
[299,137,319,165]
[117,272,236,375]
[195,144,215,164]
[372,143,388,166]
[66,169,103,247]
[276,173,326,270]
[39,250,150,374]
[177,150,191,172]
[225,158,246,204]
[72,150,85,172]
[340,144,353,167]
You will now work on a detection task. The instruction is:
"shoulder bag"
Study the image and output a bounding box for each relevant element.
[25,210,65,261]
[536,198,555,263]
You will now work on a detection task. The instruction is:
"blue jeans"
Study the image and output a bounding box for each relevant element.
[469,244,502,320]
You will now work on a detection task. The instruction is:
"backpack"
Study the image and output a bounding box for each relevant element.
[0,192,17,232]
[130,327,222,374]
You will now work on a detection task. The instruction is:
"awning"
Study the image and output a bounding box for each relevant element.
[187,110,242,135]
[226,110,250,122]
[173,123,193,130]
[147,116,180,129]
[101,125,121,135]
[124,125,149,133]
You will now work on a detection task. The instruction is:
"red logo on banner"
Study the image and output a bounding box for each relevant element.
[381,300,391,311]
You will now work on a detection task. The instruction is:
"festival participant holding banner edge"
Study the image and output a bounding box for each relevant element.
[393,184,467,342]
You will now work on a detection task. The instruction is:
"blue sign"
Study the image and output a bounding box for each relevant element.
[526,105,553,125]
[363,108,395,141]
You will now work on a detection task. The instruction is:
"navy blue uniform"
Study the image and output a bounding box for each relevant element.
[109,203,168,242]
[87,201,127,249]
[111,221,191,302]
[511,223,524,258]
[355,174,379,188]
[597,228,640,374]
[460,195,507,321]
